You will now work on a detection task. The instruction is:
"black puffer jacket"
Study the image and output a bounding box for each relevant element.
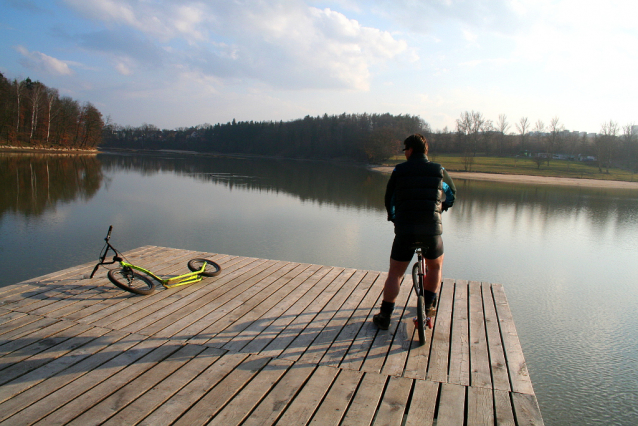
[385,153,445,236]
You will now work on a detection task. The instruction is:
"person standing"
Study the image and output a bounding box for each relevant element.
[373,133,456,330]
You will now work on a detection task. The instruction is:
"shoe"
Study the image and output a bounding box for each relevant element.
[373,313,391,330]
[426,293,438,317]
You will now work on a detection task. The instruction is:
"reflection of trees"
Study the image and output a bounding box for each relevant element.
[452,179,638,233]
[0,153,104,217]
[98,152,388,211]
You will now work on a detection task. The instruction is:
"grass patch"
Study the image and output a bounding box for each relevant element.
[381,154,638,182]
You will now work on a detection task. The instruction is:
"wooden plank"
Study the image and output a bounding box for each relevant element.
[236,266,345,355]
[436,383,466,426]
[172,354,271,426]
[70,253,243,325]
[179,261,301,344]
[2,335,158,426]
[338,286,383,372]
[275,269,366,362]
[117,257,272,335]
[34,247,196,320]
[96,255,258,331]
[202,264,320,349]
[256,268,357,359]
[427,278,455,382]
[0,311,27,327]
[29,340,181,426]
[241,363,317,426]
[467,386,493,426]
[0,329,132,416]
[65,343,208,426]
[360,273,411,374]
[511,392,545,426]
[0,312,54,338]
[301,271,379,365]
[404,379,438,426]
[402,300,434,380]
[21,247,172,317]
[469,281,491,389]
[340,372,386,426]
[494,389,516,426]
[274,365,339,426]
[137,352,249,426]
[53,249,210,323]
[448,279,470,386]
[382,279,419,377]
[0,319,75,358]
[492,283,534,395]
[321,271,385,368]
[101,346,226,426]
[153,259,290,339]
[3,246,166,314]
[482,282,510,392]
[308,369,363,425]
[0,324,105,386]
[207,358,293,426]
[373,376,412,426]
[218,265,335,352]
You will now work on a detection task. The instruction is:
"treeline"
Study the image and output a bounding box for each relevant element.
[428,111,638,172]
[0,73,104,149]
[101,113,428,162]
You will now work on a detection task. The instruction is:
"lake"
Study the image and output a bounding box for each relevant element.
[1,150,637,425]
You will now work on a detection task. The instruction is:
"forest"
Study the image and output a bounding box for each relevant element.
[101,113,427,163]
[0,74,104,150]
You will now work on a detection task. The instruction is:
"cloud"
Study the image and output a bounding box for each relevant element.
[15,46,75,76]
[62,0,411,90]
[370,0,526,35]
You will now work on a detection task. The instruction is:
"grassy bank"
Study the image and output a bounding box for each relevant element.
[382,154,638,182]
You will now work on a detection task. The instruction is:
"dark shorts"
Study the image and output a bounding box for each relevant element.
[390,234,444,262]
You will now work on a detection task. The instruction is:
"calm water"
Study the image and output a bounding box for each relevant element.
[1,151,637,425]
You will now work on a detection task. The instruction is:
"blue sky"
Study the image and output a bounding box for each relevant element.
[1,0,636,133]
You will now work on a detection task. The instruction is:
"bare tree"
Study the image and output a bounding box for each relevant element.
[456,112,473,170]
[45,87,59,145]
[14,79,24,142]
[546,116,564,165]
[516,117,530,154]
[621,122,637,173]
[25,80,47,144]
[533,119,545,154]
[496,114,510,156]
[596,120,619,173]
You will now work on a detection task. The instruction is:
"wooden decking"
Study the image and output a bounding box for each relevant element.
[0,246,544,425]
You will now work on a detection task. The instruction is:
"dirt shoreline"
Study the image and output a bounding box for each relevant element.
[370,166,638,190]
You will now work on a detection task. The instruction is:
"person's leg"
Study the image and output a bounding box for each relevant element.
[423,254,444,313]
[373,258,410,330]
[424,254,443,294]
[382,258,410,303]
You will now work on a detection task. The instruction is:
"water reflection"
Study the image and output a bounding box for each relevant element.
[452,178,638,237]
[98,152,388,211]
[0,152,104,218]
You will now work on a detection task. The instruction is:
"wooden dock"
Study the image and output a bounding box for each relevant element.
[0,246,544,425]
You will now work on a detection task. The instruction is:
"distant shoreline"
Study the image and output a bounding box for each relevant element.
[0,146,98,155]
[5,145,637,190]
[370,166,638,190]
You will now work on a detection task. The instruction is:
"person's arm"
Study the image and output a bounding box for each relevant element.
[441,168,456,210]
[385,169,397,221]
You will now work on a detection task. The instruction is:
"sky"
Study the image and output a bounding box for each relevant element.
[1,0,636,134]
